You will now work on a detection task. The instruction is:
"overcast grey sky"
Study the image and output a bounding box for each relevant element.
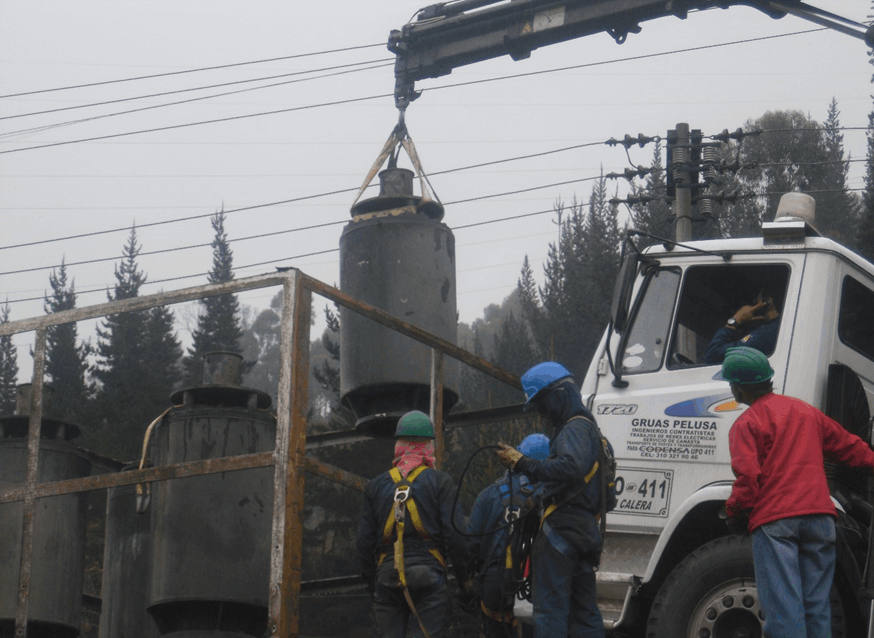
[1,0,871,380]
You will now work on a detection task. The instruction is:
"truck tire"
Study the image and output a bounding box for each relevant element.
[646,534,846,638]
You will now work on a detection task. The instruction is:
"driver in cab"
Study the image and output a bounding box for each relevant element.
[705,292,780,364]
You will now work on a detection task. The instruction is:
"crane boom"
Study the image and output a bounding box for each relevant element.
[388,0,873,110]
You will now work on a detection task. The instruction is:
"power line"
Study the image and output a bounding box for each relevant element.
[2,185,869,306]
[0,140,608,250]
[0,205,567,304]
[0,92,392,154]
[0,173,600,278]
[0,27,838,155]
[0,133,866,279]
[0,58,393,123]
[0,44,386,100]
[0,61,393,141]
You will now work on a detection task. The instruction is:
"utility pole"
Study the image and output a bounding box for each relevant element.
[673,123,693,242]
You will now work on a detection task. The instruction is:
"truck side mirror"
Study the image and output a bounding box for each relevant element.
[611,245,638,334]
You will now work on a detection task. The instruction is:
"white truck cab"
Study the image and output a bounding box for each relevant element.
[580,216,874,636]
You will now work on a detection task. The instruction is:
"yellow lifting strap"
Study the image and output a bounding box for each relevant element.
[379,466,447,571]
[350,114,442,217]
[541,459,600,526]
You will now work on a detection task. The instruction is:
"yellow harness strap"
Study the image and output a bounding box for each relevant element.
[378,466,447,573]
[540,460,599,527]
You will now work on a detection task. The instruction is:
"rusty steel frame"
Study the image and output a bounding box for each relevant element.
[0,268,519,638]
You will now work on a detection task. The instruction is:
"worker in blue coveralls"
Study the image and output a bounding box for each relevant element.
[468,433,550,638]
[356,410,470,638]
[705,290,780,364]
[495,362,607,638]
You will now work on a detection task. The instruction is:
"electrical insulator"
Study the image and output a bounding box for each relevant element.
[698,197,713,217]
[702,146,719,183]
[672,146,689,184]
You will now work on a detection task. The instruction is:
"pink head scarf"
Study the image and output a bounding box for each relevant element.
[392,438,436,477]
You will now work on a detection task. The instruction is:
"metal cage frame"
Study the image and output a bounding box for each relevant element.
[0,268,520,638]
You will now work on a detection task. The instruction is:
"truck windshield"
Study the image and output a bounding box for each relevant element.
[668,264,790,368]
[621,268,681,374]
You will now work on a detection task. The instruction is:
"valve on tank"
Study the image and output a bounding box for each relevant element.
[0,384,91,638]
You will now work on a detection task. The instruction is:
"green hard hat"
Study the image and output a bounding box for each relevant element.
[719,346,775,384]
[394,410,435,439]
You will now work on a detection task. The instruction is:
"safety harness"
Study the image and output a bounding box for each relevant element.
[478,476,526,631]
[378,465,445,638]
[540,416,615,542]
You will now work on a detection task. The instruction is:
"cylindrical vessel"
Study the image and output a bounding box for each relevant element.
[99,464,160,638]
[0,439,91,638]
[340,168,459,436]
[147,360,274,638]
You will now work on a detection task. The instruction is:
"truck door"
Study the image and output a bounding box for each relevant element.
[593,260,792,532]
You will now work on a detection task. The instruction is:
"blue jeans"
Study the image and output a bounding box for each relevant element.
[751,515,835,638]
[531,527,603,638]
[373,561,449,638]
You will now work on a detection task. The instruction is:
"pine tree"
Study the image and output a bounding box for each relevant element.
[90,227,153,459]
[523,173,622,379]
[489,310,536,407]
[630,139,672,245]
[717,110,831,238]
[242,291,283,400]
[142,304,183,411]
[183,208,244,385]
[0,301,18,415]
[43,259,91,423]
[516,256,546,358]
[819,98,860,244]
[859,35,874,262]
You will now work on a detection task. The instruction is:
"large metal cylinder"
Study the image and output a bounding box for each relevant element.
[340,168,459,437]
[148,353,274,638]
[99,464,160,638]
[0,386,90,638]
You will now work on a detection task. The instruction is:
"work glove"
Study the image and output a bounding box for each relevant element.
[495,443,524,470]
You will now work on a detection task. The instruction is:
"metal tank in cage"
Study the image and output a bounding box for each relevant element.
[0,384,91,638]
[339,167,459,437]
[98,463,160,638]
[146,352,274,638]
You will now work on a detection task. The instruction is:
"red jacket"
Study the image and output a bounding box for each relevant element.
[726,392,874,532]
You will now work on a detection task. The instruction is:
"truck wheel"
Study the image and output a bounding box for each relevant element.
[646,535,846,638]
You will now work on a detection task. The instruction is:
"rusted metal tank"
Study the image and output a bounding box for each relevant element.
[340,168,459,436]
[0,384,90,638]
[147,352,274,638]
[98,463,160,638]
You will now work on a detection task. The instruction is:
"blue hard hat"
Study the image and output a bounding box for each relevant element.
[517,433,550,460]
[521,361,573,408]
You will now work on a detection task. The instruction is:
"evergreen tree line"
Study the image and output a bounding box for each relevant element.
[0,209,245,462]
[452,101,871,423]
